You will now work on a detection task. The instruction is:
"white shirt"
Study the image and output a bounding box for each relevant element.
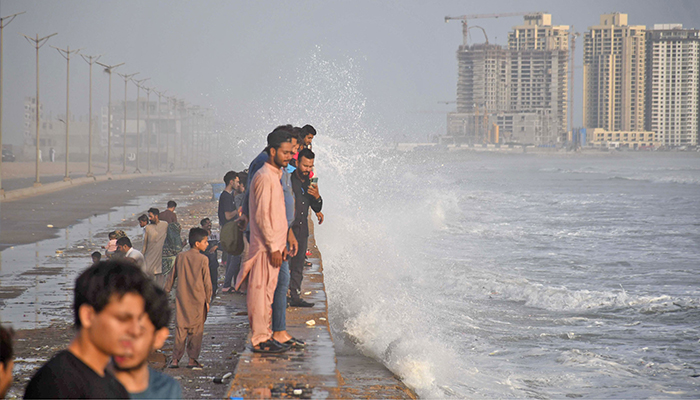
[125,247,146,269]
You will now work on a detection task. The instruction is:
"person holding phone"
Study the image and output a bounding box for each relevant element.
[289,148,323,308]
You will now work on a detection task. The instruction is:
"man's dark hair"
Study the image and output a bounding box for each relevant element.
[0,325,13,367]
[291,127,303,144]
[91,251,102,261]
[73,260,152,328]
[200,217,211,227]
[237,172,248,188]
[265,129,292,154]
[224,170,237,186]
[144,286,171,330]
[167,200,177,209]
[116,237,132,248]
[138,214,149,223]
[148,208,159,216]
[298,148,315,162]
[189,227,209,248]
[302,124,316,136]
[274,124,293,133]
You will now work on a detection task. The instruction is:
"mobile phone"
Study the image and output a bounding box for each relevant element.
[310,177,318,185]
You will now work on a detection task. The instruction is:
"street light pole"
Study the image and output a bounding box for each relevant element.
[0,11,25,195]
[23,32,57,186]
[132,77,149,173]
[95,62,123,175]
[154,89,166,171]
[117,72,137,173]
[143,86,152,172]
[80,53,101,177]
[52,45,81,181]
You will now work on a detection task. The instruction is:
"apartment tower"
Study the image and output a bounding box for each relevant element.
[645,24,700,147]
[508,13,570,138]
[583,13,646,131]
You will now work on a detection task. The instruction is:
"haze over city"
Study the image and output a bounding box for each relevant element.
[2,0,699,146]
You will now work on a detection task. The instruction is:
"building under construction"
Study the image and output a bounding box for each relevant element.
[446,13,569,146]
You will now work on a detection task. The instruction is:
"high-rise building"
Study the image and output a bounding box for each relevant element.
[455,43,510,114]
[508,13,569,139]
[645,24,700,147]
[583,13,646,132]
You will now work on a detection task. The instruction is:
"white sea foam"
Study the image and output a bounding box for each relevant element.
[243,48,700,398]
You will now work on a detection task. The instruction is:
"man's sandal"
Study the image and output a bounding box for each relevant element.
[252,339,289,353]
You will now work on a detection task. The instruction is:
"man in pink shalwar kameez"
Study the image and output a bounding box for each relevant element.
[235,130,293,353]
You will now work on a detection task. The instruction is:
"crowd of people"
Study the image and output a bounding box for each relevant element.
[0,124,324,398]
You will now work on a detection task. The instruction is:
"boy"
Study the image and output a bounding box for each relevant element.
[25,261,153,398]
[104,232,118,258]
[113,286,181,399]
[200,218,220,302]
[91,251,102,265]
[164,228,212,368]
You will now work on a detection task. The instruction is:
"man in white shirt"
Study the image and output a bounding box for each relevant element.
[116,237,145,270]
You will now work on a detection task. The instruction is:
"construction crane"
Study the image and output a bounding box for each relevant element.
[445,12,542,47]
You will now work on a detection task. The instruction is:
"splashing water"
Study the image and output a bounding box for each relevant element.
[233,49,700,398]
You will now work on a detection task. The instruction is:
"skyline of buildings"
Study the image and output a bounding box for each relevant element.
[448,12,700,149]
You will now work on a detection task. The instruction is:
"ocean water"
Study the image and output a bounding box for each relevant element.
[238,49,699,398]
[315,150,700,398]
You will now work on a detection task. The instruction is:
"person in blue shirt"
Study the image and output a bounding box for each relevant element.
[113,285,182,399]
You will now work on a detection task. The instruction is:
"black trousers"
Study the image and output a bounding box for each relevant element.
[289,228,308,299]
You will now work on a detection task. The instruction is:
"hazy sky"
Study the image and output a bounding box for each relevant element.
[2,0,699,146]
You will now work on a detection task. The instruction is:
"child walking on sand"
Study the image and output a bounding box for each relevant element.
[164,228,212,369]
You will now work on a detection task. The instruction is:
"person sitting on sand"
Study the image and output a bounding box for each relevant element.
[112,286,181,399]
[165,228,212,369]
[0,325,14,398]
[116,237,145,270]
[24,261,154,399]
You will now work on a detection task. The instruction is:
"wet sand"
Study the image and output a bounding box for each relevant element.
[0,174,211,250]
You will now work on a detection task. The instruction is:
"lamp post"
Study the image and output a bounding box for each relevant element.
[132,77,149,173]
[0,11,25,195]
[154,89,166,171]
[52,45,81,181]
[80,53,101,177]
[117,72,138,173]
[142,86,152,172]
[95,61,123,175]
[23,32,57,186]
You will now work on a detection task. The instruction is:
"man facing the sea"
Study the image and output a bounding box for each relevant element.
[143,208,168,283]
[159,201,178,224]
[235,129,293,353]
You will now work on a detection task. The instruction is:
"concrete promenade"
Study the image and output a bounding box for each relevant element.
[0,169,417,399]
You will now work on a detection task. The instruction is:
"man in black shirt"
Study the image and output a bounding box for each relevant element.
[24,260,155,399]
[289,148,323,307]
[219,171,240,292]
[218,171,239,227]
